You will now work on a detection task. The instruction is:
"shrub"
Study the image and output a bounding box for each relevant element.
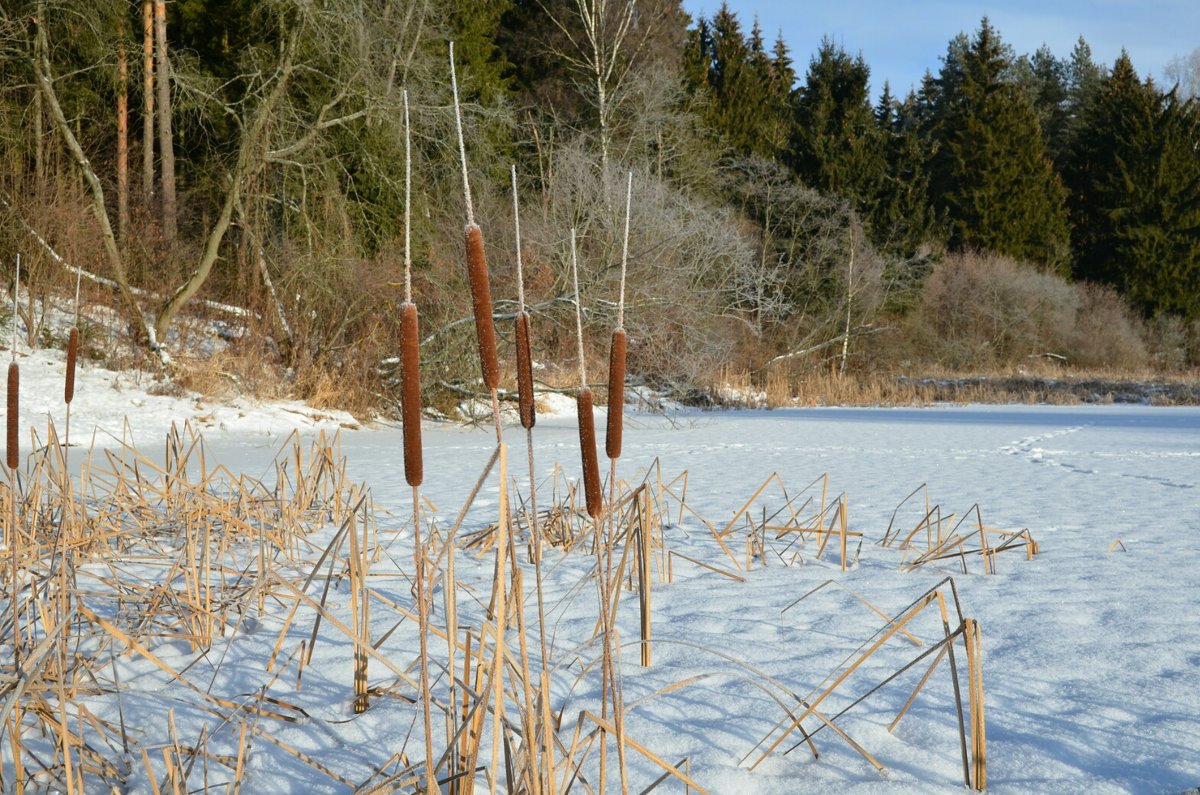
[900,251,1148,371]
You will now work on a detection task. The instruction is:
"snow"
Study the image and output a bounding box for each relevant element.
[5,344,1200,794]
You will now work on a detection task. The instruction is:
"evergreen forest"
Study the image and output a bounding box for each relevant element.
[2,1,1198,412]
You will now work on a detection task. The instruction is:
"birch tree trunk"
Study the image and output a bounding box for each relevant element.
[839,225,855,376]
[154,0,176,242]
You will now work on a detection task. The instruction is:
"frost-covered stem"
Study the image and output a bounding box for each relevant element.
[512,166,526,311]
[449,42,475,226]
[403,90,413,304]
[617,170,632,330]
[11,254,18,360]
[570,229,587,387]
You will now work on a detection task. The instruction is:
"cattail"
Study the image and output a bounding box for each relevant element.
[7,361,17,470]
[65,327,78,405]
[515,311,535,430]
[604,328,626,460]
[577,387,602,517]
[399,302,423,487]
[466,224,500,391]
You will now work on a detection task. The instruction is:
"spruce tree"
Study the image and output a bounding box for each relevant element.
[871,86,942,259]
[788,39,885,209]
[684,4,788,159]
[925,18,1070,270]
[1065,53,1200,317]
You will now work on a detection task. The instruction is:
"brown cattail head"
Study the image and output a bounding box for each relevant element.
[7,361,18,470]
[577,387,602,518]
[465,224,500,391]
[605,328,626,460]
[399,302,423,487]
[65,327,79,405]
[515,311,535,430]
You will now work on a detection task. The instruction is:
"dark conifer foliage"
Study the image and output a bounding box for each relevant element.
[921,18,1071,271]
[1064,54,1200,318]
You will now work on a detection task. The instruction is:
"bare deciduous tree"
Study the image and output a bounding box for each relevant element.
[1164,47,1200,100]
[537,0,677,177]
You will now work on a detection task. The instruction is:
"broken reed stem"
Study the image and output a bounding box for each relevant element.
[350,500,368,715]
[965,618,987,790]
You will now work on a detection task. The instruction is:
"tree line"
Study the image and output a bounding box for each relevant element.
[1,1,1197,411]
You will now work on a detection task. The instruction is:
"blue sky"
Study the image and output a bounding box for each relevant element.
[679,1,1200,97]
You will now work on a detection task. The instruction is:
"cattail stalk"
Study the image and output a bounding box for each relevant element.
[399,93,423,491]
[399,88,435,795]
[512,165,549,677]
[570,231,601,518]
[9,255,20,471]
[605,171,633,462]
[8,256,19,668]
[451,43,502,441]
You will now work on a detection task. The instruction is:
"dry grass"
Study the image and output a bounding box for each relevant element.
[0,414,1006,793]
[709,366,1200,409]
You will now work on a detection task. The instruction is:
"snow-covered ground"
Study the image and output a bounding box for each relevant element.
[6,347,1200,793]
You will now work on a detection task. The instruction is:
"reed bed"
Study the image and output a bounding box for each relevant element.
[0,409,1005,793]
[881,484,1039,574]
